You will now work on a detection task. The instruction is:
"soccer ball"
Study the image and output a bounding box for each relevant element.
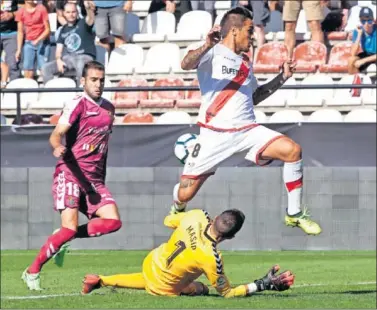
[174,133,198,165]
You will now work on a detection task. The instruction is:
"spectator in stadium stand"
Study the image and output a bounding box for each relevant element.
[15,0,50,79]
[232,0,270,49]
[190,0,216,20]
[0,0,20,84]
[93,0,132,52]
[148,0,192,24]
[57,0,87,26]
[41,1,95,85]
[348,6,376,74]
[283,0,325,59]
[321,0,353,31]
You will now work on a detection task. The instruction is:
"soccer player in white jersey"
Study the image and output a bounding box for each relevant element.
[169,6,321,235]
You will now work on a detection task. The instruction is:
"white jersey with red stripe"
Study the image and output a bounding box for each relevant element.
[196,43,259,131]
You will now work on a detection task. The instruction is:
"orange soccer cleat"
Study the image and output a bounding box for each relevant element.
[81,274,101,295]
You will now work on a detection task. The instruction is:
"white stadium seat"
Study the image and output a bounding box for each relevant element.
[173,41,205,73]
[31,78,76,109]
[102,78,113,101]
[327,74,371,106]
[133,11,176,43]
[214,0,231,10]
[135,43,180,74]
[124,13,140,42]
[214,11,226,26]
[345,6,362,32]
[258,78,297,107]
[296,10,309,34]
[167,11,212,41]
[2,78,39,109]
[254,110,267,123]
[344,108,376,122]
[288,74,334,106]
[48,13,57,32]
[106,44,144,75]
[132,0,152,17]
[308,109,343,122]
[156,111,192,124]
[269,110,304,123]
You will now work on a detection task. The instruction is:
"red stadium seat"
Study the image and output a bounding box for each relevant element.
[253,42,288,73]
[113,78,148,109]
[176,79,201,108]
[293,42,327,73]
[122,112,154,123]
[49,113,61,125]
[327,31,348,40]
[139,78,184,108]
[319,42,354,73]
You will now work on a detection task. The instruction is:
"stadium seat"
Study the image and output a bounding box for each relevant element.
[49,113,61,125]
[122,111,154,123]
[345,6,362,32]
[293,42,327,73]
[214,11,226,26]
[174,41,206,73]
[308,109,343,122]
[140,78,185,108]
[113,78,148,108]
[253,42,288,73]
[48,13,57,32]
[132,0,152,17]
[258,77,297,107]
[0,114,7,125]
[102,78,113,101]
[269,110,304,123]
[124,13,140,41]
[176,79,201,108]
[327,74,371,106]
[362,84,376,106]
[265,10,284,33]
[254,110,267,123]
[2,78,39,109]
[344,108,376,122]
[31,77,76,109]
[167,11,212,41]
[106,44,144,75]
[133,11,176,42]
[214,0,231,11]
[319,42,353,73]
[135,43,181,73]
[156,111,192,124]
[288,74,334,106]
[296,10,309,34]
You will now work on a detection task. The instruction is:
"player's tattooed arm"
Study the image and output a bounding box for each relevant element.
[181,43,212,70]
[252,72,287,106]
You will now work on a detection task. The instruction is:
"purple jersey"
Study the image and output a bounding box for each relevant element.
[55,93,115,185]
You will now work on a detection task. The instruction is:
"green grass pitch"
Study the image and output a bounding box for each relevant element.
[1,250,376,309]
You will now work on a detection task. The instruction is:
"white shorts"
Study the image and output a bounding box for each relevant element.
[182,125,284,179]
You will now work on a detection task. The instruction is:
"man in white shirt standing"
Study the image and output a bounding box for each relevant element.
[170,6,321,236]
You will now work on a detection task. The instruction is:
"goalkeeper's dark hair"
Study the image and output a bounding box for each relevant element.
[214,209,245,239]
[220,6,253,38]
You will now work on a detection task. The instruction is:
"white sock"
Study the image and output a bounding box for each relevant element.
[173,183,187,211]
[283,159,303,216]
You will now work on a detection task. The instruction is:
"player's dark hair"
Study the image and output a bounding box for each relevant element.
[82,61,105,78]
[220,6,253,38]
[215,209,245,239]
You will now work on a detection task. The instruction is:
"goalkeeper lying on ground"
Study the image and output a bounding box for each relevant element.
[82,209,295,297]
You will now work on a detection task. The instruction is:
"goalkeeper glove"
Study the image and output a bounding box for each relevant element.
[254,265,295,292]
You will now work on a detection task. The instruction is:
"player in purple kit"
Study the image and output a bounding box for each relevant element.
[22,61,122,291]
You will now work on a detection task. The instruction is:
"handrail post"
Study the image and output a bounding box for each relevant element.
[16,92,21,126]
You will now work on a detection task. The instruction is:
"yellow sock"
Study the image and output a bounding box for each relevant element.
[100,273,146,289]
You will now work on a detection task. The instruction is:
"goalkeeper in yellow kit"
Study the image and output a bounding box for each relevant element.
[82,209,295,297]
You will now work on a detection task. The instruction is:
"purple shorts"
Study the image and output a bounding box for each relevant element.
[52,170,116,219]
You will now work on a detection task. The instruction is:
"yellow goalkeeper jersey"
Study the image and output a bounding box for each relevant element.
[142,209,248,298]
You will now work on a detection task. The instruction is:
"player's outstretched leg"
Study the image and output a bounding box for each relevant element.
[82,273,146,295]
[260,136,322,235]
[170,176,211,215]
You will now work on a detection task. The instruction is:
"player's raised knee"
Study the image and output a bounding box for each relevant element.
[280,139,302,162]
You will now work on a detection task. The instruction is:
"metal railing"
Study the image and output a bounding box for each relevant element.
[1,84,376,125]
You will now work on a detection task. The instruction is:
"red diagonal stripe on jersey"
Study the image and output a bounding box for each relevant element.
[285,177,303,192]
[205,61,250,123]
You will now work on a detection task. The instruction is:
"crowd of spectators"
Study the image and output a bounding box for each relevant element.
[0,0,376,89]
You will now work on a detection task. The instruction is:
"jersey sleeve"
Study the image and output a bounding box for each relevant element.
[58,96,83,126]
[163,213,187,229]
[202,251,248,298]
